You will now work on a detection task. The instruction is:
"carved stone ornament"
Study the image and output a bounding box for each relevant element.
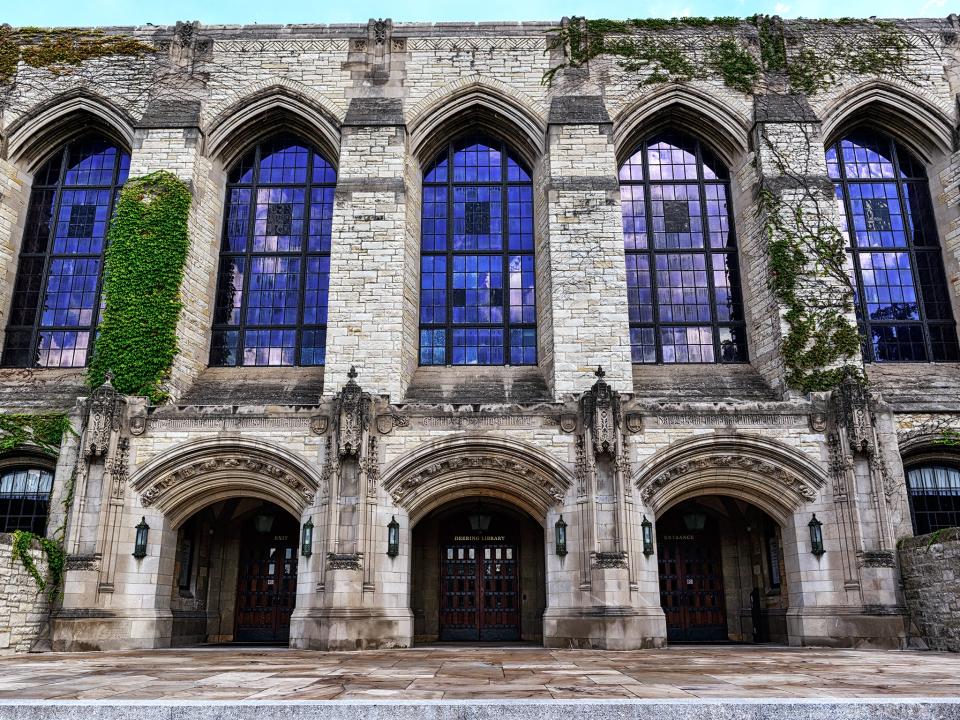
[65,554,100,571]
[834,370,873,456]
[858,550,896,568]
[85,371,123,458]
[139,455,316,507]
[310,415,329,436]
[336,367,371,457]
[640,453,819,505]
[581,366,620,458]
[625,414,644,434]
[809,412,827,433]
[376,413,410,435]
[129,414,147,436]
[593,551,628,569]
[327,552,362,570]
[559,414,578,434]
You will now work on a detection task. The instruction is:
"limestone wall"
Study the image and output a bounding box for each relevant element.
[899,527,960,652]
[0,533,50,655]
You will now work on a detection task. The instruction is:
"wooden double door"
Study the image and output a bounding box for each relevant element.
[440,535,520,641]
[657,510,728,642]
[234,512,299,643]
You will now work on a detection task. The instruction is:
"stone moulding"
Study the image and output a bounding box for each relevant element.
[130,436,321,527]
[382,434,573,524]
[634,433,828,521]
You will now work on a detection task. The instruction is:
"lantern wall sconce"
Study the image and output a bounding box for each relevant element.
[641,515,654,556]
[387,516,400,557]
[133,517,149,559]
[555,515,567,557]
[809,513,825,558]
[301,518,314,557]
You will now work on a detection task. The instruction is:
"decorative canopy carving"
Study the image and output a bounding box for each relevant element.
[580,366,620,458]
[634,434,828,521]
[336,366,371,457]
[85,371,123,458]
[382,435,573,524]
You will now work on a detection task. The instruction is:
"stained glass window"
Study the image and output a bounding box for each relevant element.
[1,136,129,368]
[210,135,336,366]
[0,468,53,534]
[906,464,960,535]
[828,130,958,362]
[418,136,536,365]
[619,132,747,363]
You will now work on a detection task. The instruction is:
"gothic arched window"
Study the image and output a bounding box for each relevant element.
[619,131,747,363]
[2,136,129,368]
[0,467,54,534]
[418,136,536,365]
[828,130,959,362]
[210,135,336,366]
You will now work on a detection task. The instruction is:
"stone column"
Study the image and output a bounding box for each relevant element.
[543,96,633,397]
[323,101,409,400]
[0,158,31,357]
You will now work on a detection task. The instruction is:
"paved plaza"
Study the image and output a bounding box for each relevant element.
[0,645,958,701]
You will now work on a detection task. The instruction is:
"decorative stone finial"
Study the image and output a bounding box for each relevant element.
[103,369,115,386]
[347,365,358,381]
[594,365,605,380]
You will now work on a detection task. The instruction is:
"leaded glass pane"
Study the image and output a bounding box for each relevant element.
[0,468,54,535]
[2,135,128,368]
[620,131,746,363]
[210,135,336,367]
[419,136,536,365]
[906,465,960,535]
[829,129,958,362]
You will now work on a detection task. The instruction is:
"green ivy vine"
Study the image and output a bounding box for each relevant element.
[88,171,192,404]
[543,15,913,96]
[11,529,66,602]
[758,186,863,392]
[0,25,153,85]
[0,413,71,454]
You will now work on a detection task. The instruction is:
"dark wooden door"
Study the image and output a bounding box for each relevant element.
[657,512,727,642]
[440,537,519,641]
[235,516,298,643]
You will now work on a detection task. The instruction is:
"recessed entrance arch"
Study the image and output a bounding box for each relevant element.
[411,497,546,644]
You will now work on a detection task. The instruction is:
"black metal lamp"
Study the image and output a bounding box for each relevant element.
[641,515,654,556]
[809,513,825,558]
[301,518,314,557]
[133,517,149,559]
[387,515,400,557]
[555,515,567,557]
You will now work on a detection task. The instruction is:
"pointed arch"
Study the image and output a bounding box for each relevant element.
[634,434,828,524]
[407,76,547,170]
[382,434,572,525]
[204,80,343,168]
[130,436,321,528]
[612,85,751,168]
[5,90,136,169]
[820,80,954,161]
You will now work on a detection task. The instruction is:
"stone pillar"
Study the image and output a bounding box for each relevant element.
[543,96,633,397]
[0,158,31,357]
[323,103,409,400]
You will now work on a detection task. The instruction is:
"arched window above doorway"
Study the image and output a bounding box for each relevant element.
[2,136,130,368]
[619,131,747,364]
[210,134,337,367]
[418,135,537,366]
[827,129,959,362]
[905,463,960,535]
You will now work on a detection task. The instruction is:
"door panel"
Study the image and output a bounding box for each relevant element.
[235,519,298,643]
[657,513,727,642]
[440,539,519,641]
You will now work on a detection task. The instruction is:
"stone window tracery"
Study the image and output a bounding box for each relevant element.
[2,136,130,368]
[828,130,959,363]
[619,131,747,364]
[210,135,336,367]
[418,135,537,366]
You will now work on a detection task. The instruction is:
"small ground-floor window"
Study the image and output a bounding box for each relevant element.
[906,464,960,535]
[0,467,53,534]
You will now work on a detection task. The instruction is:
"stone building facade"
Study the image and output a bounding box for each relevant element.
[0,16,959,651]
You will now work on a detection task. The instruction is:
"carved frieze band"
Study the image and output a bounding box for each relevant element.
[214,39,349,53]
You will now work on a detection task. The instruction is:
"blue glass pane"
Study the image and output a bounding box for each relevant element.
[870,324,926,362]
[646,135,699,181]
[661,326,714,363]
[308,187,334,252]
[621,185,647,251]
[303,256,330,325]
[655,253,711,323]
[224,188,251,252]
[507,185,533,251]
[509,328,536,365]
[507,158,530,182]
[452,328,503,365]
[64,139,119,186]
[229,149,256,184]
[422,186,448,252]
[508,255,535,324]
[253,187,305,252]
[420,256,446,324]
[825,145,840,179]
[312,155,337,184]
[41,258,100,327]
[36,331,89,367]
[258,141,309,184]
[213,257,245,325]
[625,254,652,323]
[424,157,448,183]
[704,184,731,249]
[630,327,656,363]
[650,184,703,249]
[246,257,301,325]
[243,328,296,366]
[453,142,502,183]
[211,330,239,366]
[420,329,446,365]
[452,255,503,324]
[712,254,741,323]
[839,134,897,179]
[847,183,905,248]
[453,186,502,250]
[53,189,111,254]
[859,252,919,321]
[300,329,326,366]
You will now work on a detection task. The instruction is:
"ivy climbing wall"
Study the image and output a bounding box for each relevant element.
[0,532,50,654]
